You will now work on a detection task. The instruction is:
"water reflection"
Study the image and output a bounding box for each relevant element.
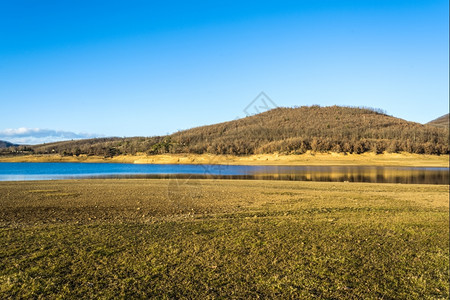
[246,165,449,185]
[0,163,448,185]
[79,169,448,185]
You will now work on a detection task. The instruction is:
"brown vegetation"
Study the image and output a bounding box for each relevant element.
[427,113,449,129]
[1,106,448,157]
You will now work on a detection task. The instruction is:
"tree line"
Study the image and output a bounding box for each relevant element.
[1,106,448,157]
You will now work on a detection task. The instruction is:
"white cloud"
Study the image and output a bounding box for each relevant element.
[0,128,102,145]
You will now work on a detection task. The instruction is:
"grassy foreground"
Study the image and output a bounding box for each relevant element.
[0,179,448,298]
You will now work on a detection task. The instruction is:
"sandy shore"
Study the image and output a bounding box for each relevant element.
[0,152,448,167]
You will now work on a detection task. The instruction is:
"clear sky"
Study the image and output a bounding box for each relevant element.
[0,0,448,144]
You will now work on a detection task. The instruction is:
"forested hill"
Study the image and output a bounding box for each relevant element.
[166,106,448,155]
[427,114,449,129]
[3,106,449,157]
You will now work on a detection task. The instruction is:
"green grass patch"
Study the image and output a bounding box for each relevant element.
[0,180,448,298]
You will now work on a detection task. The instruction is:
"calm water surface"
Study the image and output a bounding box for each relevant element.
[0,162,448,184]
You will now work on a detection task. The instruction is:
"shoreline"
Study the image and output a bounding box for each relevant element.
[0,152,448,167]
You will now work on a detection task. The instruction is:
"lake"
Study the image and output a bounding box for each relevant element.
[0,162,448,184]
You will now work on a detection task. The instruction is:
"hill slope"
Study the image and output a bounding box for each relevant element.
[427,114,449,128]
[2,106,449,156]
[0,140,18,148]
[168,106,449,155]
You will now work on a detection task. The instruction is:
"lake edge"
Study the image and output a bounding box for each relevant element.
[0,152,448,167]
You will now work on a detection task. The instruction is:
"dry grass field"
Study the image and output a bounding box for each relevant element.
[0,152,448,167]
[0,179,448,298]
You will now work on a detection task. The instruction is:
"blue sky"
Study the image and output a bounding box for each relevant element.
[0,0,448,144]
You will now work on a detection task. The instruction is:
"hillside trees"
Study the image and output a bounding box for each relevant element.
[1,106,448,157]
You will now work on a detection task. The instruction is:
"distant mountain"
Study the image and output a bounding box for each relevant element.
[427,114,449,129]
[3,106,449,156]
[0,140,18,148]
